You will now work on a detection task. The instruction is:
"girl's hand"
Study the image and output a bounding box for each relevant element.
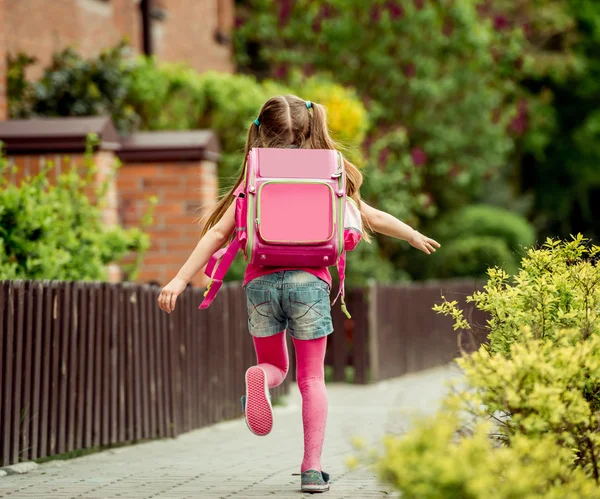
[158,277,187,313]
[410,231,441,255]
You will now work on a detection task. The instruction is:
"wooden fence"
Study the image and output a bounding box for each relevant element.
[326,280,486,383]
[0,278,486,467]
[0,280,289,467]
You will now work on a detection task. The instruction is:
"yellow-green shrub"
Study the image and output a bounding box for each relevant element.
[436,236,600,356]
[370,412,600,499]
[360,237,600,496]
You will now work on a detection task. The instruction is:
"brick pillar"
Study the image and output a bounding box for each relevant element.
[117,130,221,288]
[117,158,219,287]
[0,0,7,120]
[95,150,122,283]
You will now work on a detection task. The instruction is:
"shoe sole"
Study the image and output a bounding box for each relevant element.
[301,484,330,493]
[244,366,273,436]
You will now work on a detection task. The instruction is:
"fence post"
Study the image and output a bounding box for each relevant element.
[367,281,380,383]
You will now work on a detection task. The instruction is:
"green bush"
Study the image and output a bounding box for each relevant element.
[8,43,139,132]
[0,142,152,281]
[128,62,368,183]
[428,236,518,279]
[432,205,536,251]
[412,205,536,279]
[368,411,600,499]
[438,236,600,356]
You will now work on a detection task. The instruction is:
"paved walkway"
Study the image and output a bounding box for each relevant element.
[0,365,460,499]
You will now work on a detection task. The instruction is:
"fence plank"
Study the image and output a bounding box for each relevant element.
[131,287,143,441]
[30,282,43,460]
[196,289,210,430]
[139,287,151,439]
[2,282,15,466]
[166,287,181,437]
[147,288,158,439]
[56,281,71,455]
[48,282,63,456]
[86,283,98,449]
[109,285,119,445]
[161,300,175,437]
[153,289,166,437]
[75,283,87,451]
[124,285,135,442]
[38,282,53,459]
[95,283,105,447]
[117,287,126,443]
[101,284,111,446]
[21,282,34,462]
[10,282,24,464]
[187,289,198,429]
[66,283,79,453]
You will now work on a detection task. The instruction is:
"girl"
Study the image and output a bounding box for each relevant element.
[157,95,440,493]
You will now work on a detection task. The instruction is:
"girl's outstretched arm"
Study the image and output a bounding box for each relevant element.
[361,202,440,255]
[158,201,236,313]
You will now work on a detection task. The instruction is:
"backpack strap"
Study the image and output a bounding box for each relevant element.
[331,250,351,319]
[198,236,241,310]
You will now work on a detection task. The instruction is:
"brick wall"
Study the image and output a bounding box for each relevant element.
[5,0,233,81]
[117,160,217,287]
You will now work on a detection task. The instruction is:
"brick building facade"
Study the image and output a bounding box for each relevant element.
[0,0,234,120]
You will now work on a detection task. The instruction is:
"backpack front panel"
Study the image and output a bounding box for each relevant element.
[244,148,344,267]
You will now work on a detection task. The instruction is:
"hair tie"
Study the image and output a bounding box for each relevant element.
[254,118,260,127]
[306,101,312,109]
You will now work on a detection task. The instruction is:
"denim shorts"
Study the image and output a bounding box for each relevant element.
[244,271,333,340]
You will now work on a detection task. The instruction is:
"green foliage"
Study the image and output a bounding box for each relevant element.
[433,205,536,251]
[8,43,139,132]
[235,0,519,215]
[7,53,36,119]
[366,413,600,498]
[488,0,600,242]
[414,205,536,279]
[428,236,518,279]
[0,143,151,281]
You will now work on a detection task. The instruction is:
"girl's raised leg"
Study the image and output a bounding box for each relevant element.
[252,331,289,388]
[244,331,289,436]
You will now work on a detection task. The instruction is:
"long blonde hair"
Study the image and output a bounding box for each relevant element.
[201,94,369,240]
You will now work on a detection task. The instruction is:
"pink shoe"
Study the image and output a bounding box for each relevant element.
[243,366,273,436]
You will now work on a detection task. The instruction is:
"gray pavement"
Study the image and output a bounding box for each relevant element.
[0,365,461,499]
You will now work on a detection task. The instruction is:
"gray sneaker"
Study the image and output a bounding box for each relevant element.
[301,470,330,493]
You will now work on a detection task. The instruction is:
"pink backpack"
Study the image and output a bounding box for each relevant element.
[199,148,362,317]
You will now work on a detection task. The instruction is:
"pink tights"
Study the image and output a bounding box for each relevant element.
[253,332,327,472]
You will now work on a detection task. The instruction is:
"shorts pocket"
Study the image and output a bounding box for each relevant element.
[246,289,272,320]
[289,288,330,322]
